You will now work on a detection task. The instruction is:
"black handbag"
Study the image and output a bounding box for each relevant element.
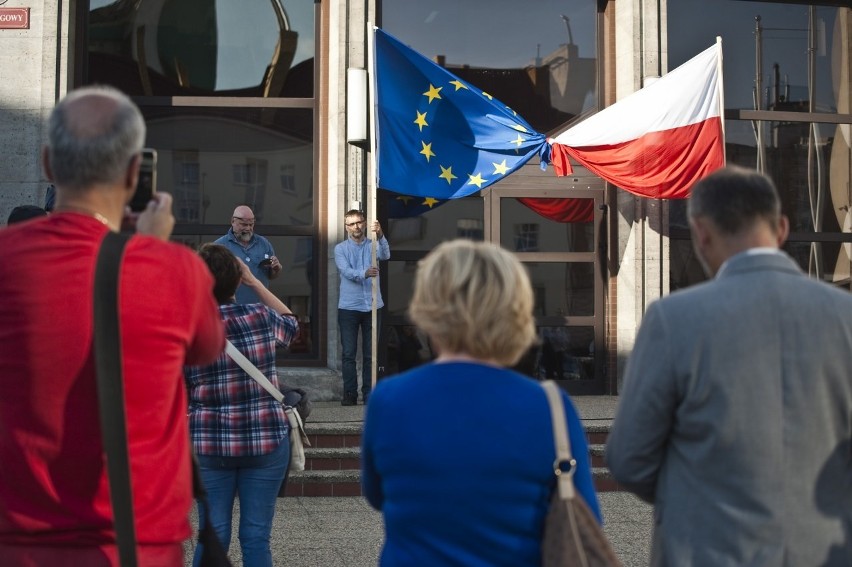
[282,386,312,422]
[94,231,232,567]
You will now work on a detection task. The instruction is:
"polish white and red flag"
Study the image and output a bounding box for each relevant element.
[549,41,725,199]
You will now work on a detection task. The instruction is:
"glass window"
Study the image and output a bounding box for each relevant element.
[534,326,596,381]
[669,1,842,115]
[82,1,321,360]
[527,263,595,317]
[175,235,317,359]
[385,324,434,376]
[385,260,420,319]
[140,107,313,226]
[87,0,315,97]
[500,198,595,253]
[669,1,851,291]
[381,0,599,133]
[382,192,483,252]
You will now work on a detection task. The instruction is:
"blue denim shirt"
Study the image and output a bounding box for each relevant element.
[334,236,390,311]
[214,229,276,304]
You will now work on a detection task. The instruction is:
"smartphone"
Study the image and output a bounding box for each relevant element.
[130,148,157,212]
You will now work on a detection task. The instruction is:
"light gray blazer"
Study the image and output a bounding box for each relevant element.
[606,251,852,567]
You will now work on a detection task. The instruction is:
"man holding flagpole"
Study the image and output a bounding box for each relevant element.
[335,209,390,406]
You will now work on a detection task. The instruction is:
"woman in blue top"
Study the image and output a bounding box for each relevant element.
[361,239,601,566]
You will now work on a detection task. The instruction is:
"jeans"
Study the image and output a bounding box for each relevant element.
[193,436,290,567]
[338,308,382,397]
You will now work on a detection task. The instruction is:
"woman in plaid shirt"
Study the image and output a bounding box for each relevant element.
[185,243,299,567]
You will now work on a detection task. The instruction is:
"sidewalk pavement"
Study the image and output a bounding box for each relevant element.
[185,396,655,566]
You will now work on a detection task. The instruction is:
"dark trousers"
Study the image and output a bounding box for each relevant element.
[338,308,382,396]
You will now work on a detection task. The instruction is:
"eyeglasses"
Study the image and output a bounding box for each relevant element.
[345,220,365,227]
[232,216,255,227]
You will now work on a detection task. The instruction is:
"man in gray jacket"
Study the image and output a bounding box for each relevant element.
[606,166,852,566]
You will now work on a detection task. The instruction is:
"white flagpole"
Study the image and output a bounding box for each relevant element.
[367,23,379,391]
[716,36,726,164]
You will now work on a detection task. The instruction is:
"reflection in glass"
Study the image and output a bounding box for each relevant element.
[670,239,708,292]
[385,261,420,319]
[669,2,851,292]
[785,241,850,289]
[383,194,483,252]
[533,326,595,381]
[385,325,433,376]
[382,0,598,133]
[527,263,595,317]
[669,2,843,117]
[501,198,594,253]
[140,107,313,226]
[88,0,314,97]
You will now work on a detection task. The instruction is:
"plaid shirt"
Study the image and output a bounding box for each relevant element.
[185,303,299,456]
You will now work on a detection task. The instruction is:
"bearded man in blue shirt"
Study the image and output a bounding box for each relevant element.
[334,209,391,406]
[215,205,282,304]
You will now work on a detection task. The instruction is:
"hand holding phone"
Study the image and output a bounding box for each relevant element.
[130,149,157,212]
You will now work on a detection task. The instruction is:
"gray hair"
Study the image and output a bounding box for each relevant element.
[46,86,146,190]
[687,165,781,234]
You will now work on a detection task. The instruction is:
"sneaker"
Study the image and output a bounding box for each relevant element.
[341,392,357,406]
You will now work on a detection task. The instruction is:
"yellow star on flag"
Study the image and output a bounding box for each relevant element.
[450,80,468,91]
[492,160,510,175]
[396,196,413,205]
[467,172,486,188]
[439,165,457,184]
[414,110,429,131]
[422,197,440,208]
[423,84,443,103]
[420,141,436,162]
[482,91,494,100]
[511,124,529,133]
[511,134,525,147]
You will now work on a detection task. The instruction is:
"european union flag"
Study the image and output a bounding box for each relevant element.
[383,190,447,218]
[374,28,548,200]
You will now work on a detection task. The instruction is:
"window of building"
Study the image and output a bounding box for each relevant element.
[379,0,600,134]
[456,218,484,240]
[668,1,851,291]
[80,0,322,362]
[514,223,540,252]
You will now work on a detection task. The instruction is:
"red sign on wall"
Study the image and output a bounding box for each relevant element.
[0,8,29,30]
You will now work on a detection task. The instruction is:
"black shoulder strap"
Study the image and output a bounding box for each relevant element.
[93,231,138,567]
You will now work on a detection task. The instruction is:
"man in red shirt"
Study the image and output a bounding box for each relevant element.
[0,86,226,565]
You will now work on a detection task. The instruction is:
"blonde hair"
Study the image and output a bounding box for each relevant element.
[409,240,536,366]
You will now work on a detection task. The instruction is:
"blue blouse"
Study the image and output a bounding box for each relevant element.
[362,362,602,566]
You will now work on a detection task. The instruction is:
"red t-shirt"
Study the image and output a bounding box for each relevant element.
[0,213,225,553]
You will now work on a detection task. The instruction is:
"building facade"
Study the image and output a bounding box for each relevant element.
[1,0,849,396]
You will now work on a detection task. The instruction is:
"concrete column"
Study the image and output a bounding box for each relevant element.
[326,0,376,386]
[0,0,66,223]
[613,0,669,389]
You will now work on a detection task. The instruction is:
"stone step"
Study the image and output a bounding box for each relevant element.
[284,467,621,497]
[304,447,361,471]
[289,418,622,496]
[302,422,610,446]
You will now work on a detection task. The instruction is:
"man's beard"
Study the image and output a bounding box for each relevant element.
[238,230,252,243]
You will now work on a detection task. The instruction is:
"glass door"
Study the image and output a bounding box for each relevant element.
[487,164,607,394]
[380,163,608,395]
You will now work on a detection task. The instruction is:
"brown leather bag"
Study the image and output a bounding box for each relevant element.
[541,381,622,567]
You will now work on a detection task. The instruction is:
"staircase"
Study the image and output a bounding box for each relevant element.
[284,400,623,497]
